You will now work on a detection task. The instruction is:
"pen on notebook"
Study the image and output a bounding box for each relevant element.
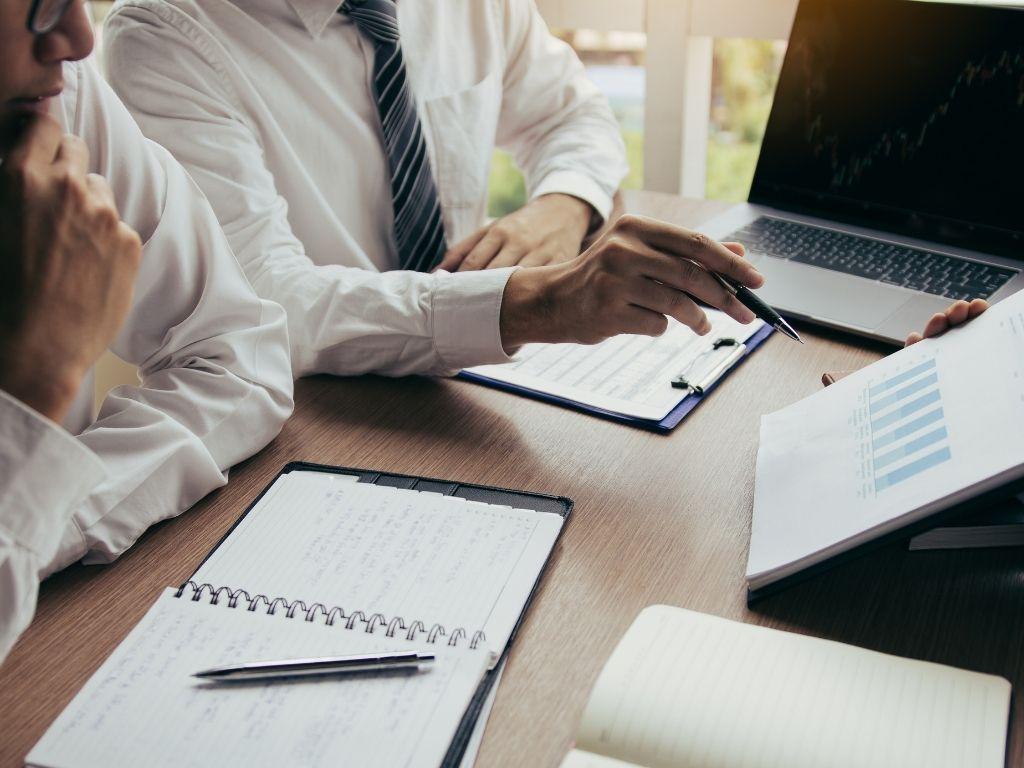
[711,272,803,343]
[194,652,435,682]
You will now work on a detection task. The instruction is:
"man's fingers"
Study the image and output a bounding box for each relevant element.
[517,252,554,269]
[631,280,711,335]
[458,230,504,272]
[85,173,118,211]
[618,306,671,339]
[967,299,990,318]
[668,262,756,325]
[915,299,987,345]
[613,214,764,288]
[435,225,490,272]
[434,252,462,273]
[0,113,63,168]
[944,300,971,326]
[55,134,89,178]
[722,241,747,257]
[487,245,531,270]
[922,312,949,339]
[623,240,755,324]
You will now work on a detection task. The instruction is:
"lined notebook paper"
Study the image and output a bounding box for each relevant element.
[565,606,1010,768]
[193,471,563,657]
[28,468,569,768]
[27,590,488,768]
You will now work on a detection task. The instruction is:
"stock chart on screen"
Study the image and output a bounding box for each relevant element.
[752,0,1024,251]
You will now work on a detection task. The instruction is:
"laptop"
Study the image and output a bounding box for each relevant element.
[701,0,1024,345]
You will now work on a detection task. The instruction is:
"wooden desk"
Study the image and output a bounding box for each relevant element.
[2,191,1021,767]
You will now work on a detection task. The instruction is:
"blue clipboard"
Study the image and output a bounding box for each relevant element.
[458,324,775,433]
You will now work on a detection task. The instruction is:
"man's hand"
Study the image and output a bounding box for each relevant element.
[905,299,989,346]
[436,193,593,272]
[0,114,142,423]
[498,213,763,351]
[822,298,990,387]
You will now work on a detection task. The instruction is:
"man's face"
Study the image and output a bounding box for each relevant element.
[0,0,93,113]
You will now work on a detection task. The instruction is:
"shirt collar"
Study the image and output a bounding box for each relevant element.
[286,0,344,39]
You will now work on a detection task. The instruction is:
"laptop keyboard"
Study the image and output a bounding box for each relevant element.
[726,217,1016,301]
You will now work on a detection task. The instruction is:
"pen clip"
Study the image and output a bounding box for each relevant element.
[671,337,746,395]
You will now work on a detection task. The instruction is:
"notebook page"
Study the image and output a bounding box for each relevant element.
[465,312,765,421]
[27,589,488,768]
[576,606,1010,768]
[749,290,1024,588]
[559,749,643,768]
[193,476,563,656]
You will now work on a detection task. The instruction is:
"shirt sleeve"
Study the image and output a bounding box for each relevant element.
[41,61,295,574]
[495,0,629,223]
[102,7,514,380]
[0,392,106,663]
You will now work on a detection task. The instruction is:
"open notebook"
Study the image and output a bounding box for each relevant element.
[28,465,571,768]
[563,606,1011,768]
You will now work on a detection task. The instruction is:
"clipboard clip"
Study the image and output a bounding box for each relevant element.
[671,337,747,394]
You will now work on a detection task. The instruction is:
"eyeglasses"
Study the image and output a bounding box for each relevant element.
[26,0,75,34]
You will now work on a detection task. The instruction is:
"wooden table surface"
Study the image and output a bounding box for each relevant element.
[2,191,1021,767]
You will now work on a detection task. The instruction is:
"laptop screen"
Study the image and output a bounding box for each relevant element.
[750,0,1024,259]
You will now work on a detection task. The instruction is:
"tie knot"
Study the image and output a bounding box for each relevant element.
[340,0,400,43]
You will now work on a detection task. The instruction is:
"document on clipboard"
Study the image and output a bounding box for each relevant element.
[460,311,771,432]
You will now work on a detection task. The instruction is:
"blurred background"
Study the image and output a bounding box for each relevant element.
[488,31,785,215]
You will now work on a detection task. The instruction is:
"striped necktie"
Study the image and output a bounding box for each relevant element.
[341,0,447,272]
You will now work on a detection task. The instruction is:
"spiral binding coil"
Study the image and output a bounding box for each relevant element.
[174,581,486,650]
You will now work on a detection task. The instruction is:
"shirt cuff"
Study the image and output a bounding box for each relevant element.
[531,170,615,225]
[432,267,516,373]
[0,391,104,559]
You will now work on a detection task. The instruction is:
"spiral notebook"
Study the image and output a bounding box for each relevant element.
[27,463,572,768]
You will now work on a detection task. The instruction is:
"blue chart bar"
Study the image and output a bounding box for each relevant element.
[874,447,952,492]
[873,427,948,472]
[869,372,939,415]
[867,357,952,494]
[868,358,936,398]
[870,389,941,432]
[872,408,945,451]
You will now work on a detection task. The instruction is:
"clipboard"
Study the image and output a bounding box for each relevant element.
[192,461,573,768]
[459,323,774,433]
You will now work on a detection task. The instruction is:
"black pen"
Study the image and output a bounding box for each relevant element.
[194,652,435,682]
[711,273,803,343]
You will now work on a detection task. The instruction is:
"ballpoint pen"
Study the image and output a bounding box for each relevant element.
[711,272,803,343]
[194,651,435,682]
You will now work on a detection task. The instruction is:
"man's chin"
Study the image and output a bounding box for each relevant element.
[4,96,56,115]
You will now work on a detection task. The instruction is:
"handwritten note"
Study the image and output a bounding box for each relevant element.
[27,590,488,768]
[193,476,563,655]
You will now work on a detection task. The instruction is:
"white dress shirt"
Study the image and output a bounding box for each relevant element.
[103,0,628,378]
[0,60,294,664]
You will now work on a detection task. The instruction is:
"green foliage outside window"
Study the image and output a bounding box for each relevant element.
[487,38,784,217]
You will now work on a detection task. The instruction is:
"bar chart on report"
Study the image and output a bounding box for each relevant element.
[853,356,951,497]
